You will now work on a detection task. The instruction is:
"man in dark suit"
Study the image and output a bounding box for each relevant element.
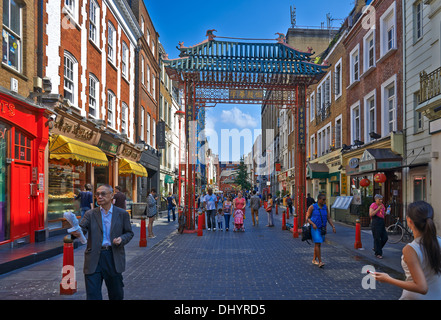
[72,184,134,300]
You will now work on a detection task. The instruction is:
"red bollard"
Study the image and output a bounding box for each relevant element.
[286,205,290,219]
[139,217,147,247]
[202,211,206,229]
[198,214,203,236]
[275,204,278,215]
[282,211,287,230]
[293,214,299,238]
[60,235,77,295]
[354,219,362,249]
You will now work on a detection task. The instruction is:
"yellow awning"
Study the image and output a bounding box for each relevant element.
[119,158,148,177]
[49,134,108,166]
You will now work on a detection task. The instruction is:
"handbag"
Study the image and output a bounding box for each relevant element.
[302,223,312,243]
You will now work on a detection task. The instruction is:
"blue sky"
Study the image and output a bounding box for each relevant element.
[144,0,355,161]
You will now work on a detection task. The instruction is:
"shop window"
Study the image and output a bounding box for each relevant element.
[48,159,87,225]
[14,130,31,162]
[0,122,10,241]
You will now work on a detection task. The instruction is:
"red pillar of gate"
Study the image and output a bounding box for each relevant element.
[294,85,307,228]
[184,80,196,232]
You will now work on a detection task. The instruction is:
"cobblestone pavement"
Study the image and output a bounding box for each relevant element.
[0,207,403,301]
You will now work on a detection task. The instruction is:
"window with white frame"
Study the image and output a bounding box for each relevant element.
[350,45,360,83]
[89,74,99,117]
[414,92,423,132]
[326,124,331,153]
[122,42,128,78]
[316,86,321,118]
[310,92,315,121]
[64,0,78,21]
[152,73,156,98]
[146,64,151,92]
[334,59,342,99]
[107,22,116,63]
[414,1,423,41]
[140,16,145,34]
[2,0,22,72]
[380,3,396,56]
[364,30,375,70]
[141,56,145,85]
[323,74,331,107]
[64,51,78,105]
[385,83,396,134]
[146,113,151,146]
[121,102,128,134]
[140,107,145,141]
[351,103,361,144]
[365,92,376,142]
[152,119,156,149]
[310,134,315,159]
[107,90,115,128]
[317,131,322,157]
[335,115,342,149]
[89,0,100,45]
[146,28,150,45]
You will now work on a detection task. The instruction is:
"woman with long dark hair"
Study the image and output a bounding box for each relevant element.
[373,201,441,299]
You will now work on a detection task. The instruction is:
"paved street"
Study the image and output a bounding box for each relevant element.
[0,207,403,301]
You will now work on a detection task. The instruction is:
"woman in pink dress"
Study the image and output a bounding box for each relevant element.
[233,192,246,231]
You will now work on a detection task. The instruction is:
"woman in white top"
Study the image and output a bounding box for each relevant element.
[373,201,441,299]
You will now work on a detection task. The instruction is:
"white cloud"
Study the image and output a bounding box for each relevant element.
[220,107,258,128]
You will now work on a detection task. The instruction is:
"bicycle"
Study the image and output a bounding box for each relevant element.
[386,216,414,244]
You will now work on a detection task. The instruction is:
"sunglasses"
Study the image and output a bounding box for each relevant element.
[96,192,111,197]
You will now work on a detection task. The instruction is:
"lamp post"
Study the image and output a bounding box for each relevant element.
[175,108,185,207]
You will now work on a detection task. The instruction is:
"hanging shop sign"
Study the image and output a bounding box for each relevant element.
[97,138,118,155]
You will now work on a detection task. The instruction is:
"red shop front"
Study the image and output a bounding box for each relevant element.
[0,92,49,245]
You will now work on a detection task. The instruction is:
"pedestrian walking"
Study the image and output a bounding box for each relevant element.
[233,191,246,216]
[306,193,315,208]
[75,183,93,219]
[286,194,293,216]
[72,184,134,300]
[216,209,224,231]
[369,194,388,259]
[306,193,336,268]
[222,196,233,231]
[265,194,274,227]
[166,192,176,222]
[373,201,441,299]
[146,188,158,238]
[112,186,127,210]
[250,190,261,226]
[203,188,218,231]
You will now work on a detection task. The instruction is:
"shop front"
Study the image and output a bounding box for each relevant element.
[48,133,108,230]
[138,147,160,203]
[0,91,48,244]
[118,143,147,212]
[343,148,403,225]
